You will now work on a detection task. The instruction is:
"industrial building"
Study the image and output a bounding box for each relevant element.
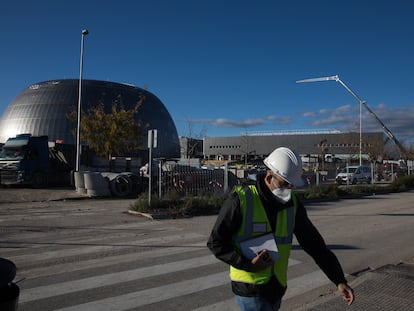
[203,130,384,163]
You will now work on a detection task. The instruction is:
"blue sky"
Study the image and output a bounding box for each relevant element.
[1,0,413,146]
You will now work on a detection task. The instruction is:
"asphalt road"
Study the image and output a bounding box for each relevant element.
[0,188,413,310]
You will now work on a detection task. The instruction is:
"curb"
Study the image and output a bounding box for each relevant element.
[125,210,172,220]
[125,210,154,220]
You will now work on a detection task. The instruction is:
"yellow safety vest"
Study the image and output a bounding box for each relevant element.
[230,185,297,286]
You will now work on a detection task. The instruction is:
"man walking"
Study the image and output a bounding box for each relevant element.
[207,147,354,310]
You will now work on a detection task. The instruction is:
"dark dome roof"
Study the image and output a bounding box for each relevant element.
[0,79,180,158]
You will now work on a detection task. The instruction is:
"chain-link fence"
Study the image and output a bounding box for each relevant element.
[156,164,238,197]
[138,160,413,197]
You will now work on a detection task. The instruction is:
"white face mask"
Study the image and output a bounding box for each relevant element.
[272,187,292,203]
[270,176,292,203]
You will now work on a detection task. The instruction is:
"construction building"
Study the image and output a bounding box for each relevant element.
[202,130,384,164]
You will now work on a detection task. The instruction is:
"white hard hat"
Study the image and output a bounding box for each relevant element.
[263,147,304,187]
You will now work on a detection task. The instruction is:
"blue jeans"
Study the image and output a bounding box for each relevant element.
[235,295,281,311]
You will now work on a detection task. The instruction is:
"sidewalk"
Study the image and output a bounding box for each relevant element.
[301,258,414,311]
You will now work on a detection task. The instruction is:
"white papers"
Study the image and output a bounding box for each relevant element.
[239,233,279,260]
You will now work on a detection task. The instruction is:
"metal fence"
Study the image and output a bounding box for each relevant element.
[157,165,238,197]
[143,161,412,197]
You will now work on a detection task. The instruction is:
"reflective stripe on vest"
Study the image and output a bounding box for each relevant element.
[230,185,297,286]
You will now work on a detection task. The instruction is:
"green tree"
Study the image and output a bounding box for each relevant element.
[68,94,145,159]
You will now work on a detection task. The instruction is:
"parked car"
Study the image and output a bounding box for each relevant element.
[335,165,372,185]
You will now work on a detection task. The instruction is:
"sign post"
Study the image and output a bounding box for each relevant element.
[147,129,157,207]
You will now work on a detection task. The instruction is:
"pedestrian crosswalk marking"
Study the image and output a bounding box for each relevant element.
[284,270,329,299]
[47,259,319,311]
[20,254,219,303]
[54,272,229,311]
[5,212,333,311]
[20,254,302,306]
[8,232,205,263]
[20,242,206,279]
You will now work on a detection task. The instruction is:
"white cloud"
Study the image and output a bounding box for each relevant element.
[303,103,414,144]
[302,111,316,117]
[186,115,292,129]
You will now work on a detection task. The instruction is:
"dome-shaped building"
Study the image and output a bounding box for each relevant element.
[0,79,180,159]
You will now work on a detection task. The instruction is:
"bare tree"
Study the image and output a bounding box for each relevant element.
[181,119,207,159]
[405,143,414,160]
[340,132,360,163]
[365,136,385,163]
[240,130,255,166]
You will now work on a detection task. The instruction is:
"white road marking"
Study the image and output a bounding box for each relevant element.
[20,254,218,303]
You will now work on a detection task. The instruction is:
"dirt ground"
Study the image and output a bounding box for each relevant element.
[0,187,87,203]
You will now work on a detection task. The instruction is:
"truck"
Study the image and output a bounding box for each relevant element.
[0,134,74,187]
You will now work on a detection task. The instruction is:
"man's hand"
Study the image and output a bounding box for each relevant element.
[250,249,272,271]
[337,283,354,305]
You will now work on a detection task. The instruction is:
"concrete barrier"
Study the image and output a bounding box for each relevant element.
[83,172,111,197]
[74,171,87,194]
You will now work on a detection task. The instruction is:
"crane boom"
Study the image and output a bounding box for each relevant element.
[296,75,407,159]
[361,101,406,158]
[334,76,406,158]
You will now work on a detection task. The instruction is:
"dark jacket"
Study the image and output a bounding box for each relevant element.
[207,173,347,303]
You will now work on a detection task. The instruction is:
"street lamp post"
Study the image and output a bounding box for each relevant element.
[75,29,89,172]
[296,75,363,166]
